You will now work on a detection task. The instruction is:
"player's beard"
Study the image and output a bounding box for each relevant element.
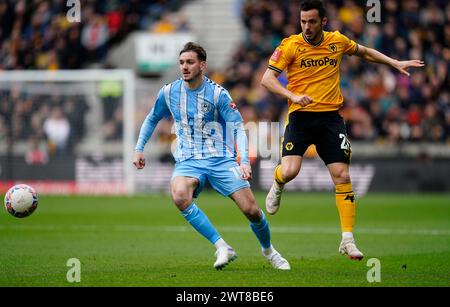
[305,26,323,43]
[183,69,202,83]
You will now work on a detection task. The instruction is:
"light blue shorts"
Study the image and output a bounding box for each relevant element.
[172,157,250,198]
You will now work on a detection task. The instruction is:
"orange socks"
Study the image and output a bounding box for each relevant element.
[335,183,356,233]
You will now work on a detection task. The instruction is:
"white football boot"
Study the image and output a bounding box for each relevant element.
[263,247,291,270]
[265,181,284,215]
[214,246,237,270]
[339,238,364,260]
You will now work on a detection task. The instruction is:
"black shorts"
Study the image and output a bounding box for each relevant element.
[281,111,352,165]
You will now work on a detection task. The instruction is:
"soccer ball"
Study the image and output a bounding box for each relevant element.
[4,184,38,218]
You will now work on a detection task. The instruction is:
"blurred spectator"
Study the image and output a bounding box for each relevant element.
[99,79,122,121]
[63,97,89,142]
[25,137,48,165]
[103,104,123,141]
[43,106,71,155]
[81,15,109,62]
[151,12,177,33]
[421,103,444,141]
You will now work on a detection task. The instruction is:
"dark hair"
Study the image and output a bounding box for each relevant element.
[300,0,326,19]
[179,42,207,61]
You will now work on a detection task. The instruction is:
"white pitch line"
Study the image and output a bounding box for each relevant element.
[0,224,449,236]
[160,226,450,236]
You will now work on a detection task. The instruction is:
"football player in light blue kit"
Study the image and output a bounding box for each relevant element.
[133,42,290,270]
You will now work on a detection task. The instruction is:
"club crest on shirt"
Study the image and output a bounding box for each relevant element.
[230,102,237,110]
[270,49,282,62]
[202,102,210,113]
[328,43,337,53]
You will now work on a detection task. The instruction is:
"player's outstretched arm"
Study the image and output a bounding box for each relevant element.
[261,68,312,106]
[133,151,146,169]
[355,45,425,76]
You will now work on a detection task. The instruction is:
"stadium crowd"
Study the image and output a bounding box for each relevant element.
[0,0,449,162]
[215,0,450,143]
[0,0,189,158]
[0,0,188,69]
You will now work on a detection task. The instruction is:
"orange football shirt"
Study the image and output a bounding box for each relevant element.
[268,30,358,113]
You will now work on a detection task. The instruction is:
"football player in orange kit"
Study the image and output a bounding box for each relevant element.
[261,0,424,260]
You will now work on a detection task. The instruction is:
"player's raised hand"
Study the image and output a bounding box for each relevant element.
[290,94,313,106]
[240,163,252,180]
[395,60,425,76]
[133,152,146,169]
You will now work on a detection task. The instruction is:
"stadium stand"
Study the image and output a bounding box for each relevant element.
[215,0,449,143]
[0,0,448,162]
[0,0,189,156]
[0,0,189,70]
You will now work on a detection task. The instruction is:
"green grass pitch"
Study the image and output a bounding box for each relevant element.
[0,192,449,286]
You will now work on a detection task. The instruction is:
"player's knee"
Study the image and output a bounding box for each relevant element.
[242,199,261,222]
[333,169,351,185]
[171,189,192,210]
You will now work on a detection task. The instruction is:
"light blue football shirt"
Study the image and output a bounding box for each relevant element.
[135,76,249,164]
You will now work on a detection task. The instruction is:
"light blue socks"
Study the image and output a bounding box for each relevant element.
[182,204,271,250]
[181,202,221,244]
[250,210,271,249]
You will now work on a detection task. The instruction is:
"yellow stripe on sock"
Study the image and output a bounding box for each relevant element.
[274,165,286,185]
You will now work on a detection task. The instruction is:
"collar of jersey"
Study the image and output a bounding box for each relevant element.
[183,76,206,92]
[302,31,324,46]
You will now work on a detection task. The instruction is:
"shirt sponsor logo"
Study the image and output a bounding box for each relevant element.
[300,56,338,68]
